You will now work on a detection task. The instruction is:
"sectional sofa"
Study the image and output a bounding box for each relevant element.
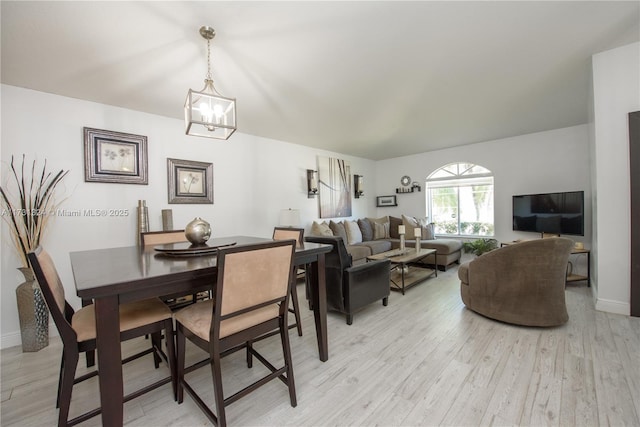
[310,214,463,270]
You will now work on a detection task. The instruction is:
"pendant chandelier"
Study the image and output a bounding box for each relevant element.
[184,26,237,140]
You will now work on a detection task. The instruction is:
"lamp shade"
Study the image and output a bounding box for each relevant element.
[279,209,300,227]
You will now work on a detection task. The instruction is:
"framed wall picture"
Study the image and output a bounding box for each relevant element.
[167,158,213,204]
[83,127,148,184]
[318,156,352,218]
[376,195,398,207]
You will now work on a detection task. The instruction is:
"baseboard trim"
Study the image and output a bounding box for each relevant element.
[1,323,58,350]
[595,298,630,316]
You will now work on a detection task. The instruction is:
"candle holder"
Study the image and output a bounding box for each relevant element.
[415,236,421,253]
[400,233,406,251]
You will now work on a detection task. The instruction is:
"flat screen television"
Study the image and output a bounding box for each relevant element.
[513,191,584,236]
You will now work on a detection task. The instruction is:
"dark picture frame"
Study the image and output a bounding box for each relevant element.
[376,195,398,207]
[167,158,213,204]
[83,127,148,184]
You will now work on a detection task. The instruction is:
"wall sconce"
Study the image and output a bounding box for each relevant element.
[354,174,364,198]
[307,169,318,198]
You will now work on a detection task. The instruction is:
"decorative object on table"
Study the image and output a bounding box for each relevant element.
[161,209,174,231]
[354,174,364,198]
[414,227,421,252]
[318,156,352,218]
[0,155,68,352]
[136,200,149,246]
[307,169,318,198]
[279,208,300,227]
[376,195,397,207]
[185,217,211,245]
[83,127,148,185]
[398,225,406,251]
[184,25,236,140]
[167,158,214,204]
[462,238,498,256]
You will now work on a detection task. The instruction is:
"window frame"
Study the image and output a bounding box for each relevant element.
[426,162,495,238]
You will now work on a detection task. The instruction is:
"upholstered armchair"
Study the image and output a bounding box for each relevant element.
[305,236,390,325]
[458,237,574,327]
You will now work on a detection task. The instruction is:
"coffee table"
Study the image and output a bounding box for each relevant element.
[367,248,437,294]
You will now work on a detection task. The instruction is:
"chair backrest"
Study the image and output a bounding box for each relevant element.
[213,240,295,340]
[141,230,187,247]
[27,246,76,344]
[273,227,304,248]
[303,236,352,311]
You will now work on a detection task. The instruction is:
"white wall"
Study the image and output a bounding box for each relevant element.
[591,42,640,315]
[375,125,592,245]
[0,85,377,348]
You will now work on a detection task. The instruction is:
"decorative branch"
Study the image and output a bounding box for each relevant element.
[0,155,69,268]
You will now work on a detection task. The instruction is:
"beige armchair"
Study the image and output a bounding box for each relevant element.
[458,237,574,326]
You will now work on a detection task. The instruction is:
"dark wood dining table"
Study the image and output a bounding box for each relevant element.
[70,235,331,427]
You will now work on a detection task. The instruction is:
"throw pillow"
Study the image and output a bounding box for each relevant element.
[344,220,363,245]
[401,214,420,237]
[373,221,390,240]
[311,221,333,237]
[389,216,403,239]
[415,217,435,240]
[357,218,373,242]
[329,220,348,242]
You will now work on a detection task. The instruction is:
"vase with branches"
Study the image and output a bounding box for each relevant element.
[0,155,68,351]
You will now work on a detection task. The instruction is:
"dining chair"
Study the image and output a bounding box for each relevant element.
[174,240,297,427]
[27,246,176,427]
[272,226,304,336]
[141,230,210,309]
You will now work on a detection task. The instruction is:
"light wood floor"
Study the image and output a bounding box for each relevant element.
[2,259,639,426]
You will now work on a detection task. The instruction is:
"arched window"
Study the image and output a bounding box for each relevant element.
[426,162,494,237]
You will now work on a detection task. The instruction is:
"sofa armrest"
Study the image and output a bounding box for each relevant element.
[343,259,390,310]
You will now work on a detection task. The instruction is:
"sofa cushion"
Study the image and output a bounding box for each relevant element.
[346,244,372,261]
[329,221,348,242]
[422,238,463,254]
[389,216,403,239]
[311,221,333,237]
[358,240,392,255]
[344,220,363,245]
[357,218,373,242]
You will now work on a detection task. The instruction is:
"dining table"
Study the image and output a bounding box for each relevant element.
[70,235,332,427]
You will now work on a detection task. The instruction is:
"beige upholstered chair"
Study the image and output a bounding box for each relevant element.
[140,230,188,246]
[272,227,304,336]
[458,237,574,326]
[27,246,176,427]
[174,240,297,427]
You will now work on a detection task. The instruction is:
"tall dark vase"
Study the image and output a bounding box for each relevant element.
[16,267,49,352]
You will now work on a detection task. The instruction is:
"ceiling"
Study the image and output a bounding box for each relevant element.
[2,1,638,160]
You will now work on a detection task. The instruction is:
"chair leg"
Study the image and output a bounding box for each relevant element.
[176,324,186,404]
[290,282,303,337]
[58,349,78,427]
[246,341,253,368]
[56,355,64,408]
[280,317,297,407]
[150,331,162,369]
[346,314,353,325]
[383,297,388,306]
[210,351,227,427]
[164,318,177,401]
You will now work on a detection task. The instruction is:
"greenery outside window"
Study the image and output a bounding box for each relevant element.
[426,163,494,237]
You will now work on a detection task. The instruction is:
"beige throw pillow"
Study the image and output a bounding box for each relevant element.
[329,220,348,242]
[373,222,390,240]
[311,221,333,237]
[344,220,363,245]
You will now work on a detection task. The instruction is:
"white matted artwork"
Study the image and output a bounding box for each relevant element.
[318,156,352,218]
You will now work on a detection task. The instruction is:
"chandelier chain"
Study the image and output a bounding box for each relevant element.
[206,38,212,81]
